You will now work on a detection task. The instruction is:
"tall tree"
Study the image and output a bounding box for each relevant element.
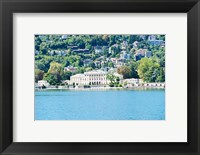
[117,66,132,79]
[137,58,164,82]
[35,69,44,82]
[44,62,63,84]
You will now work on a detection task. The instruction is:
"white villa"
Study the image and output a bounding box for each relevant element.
[38,80,50,87]
[70,70,108,86]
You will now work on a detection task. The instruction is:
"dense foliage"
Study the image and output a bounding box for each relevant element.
[35,34,165,85]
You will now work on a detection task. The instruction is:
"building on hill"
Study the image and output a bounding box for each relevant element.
[134,49,152,61]
[83,59,93,67]
[109,44,119,54]
[48,50,66,56]
[148,35,165,46]
[94,46,102,53]
[121,41,128,50]
[135,49,147,56]
[38,35,45,39]
[67,46,78,50]
[115,58,125,67]
[110,58,125,67]
[72,49,90,54]
[61,35,68,40]
[133,41,139,48]
[145,50,152,58]
[148,35,156,41]
[35,50,39,55]
[56,50,66,56]
[120,51,130,60]
[94,61,101,67]
[64,66,77,73]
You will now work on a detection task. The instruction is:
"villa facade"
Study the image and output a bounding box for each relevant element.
[70,70,108,86]
[38,80,50,87]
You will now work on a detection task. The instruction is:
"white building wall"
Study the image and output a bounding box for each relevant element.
[70,71,108,86]
[38,80,50,87]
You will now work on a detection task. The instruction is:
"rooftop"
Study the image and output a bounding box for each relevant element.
[71,74,85,77]
[84,70,107,75]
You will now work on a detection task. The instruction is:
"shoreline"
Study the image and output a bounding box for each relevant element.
[35,86,165,91]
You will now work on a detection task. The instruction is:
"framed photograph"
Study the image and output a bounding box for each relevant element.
[0,0,200,154]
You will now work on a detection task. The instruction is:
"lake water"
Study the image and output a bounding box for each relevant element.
[35,89,165,120]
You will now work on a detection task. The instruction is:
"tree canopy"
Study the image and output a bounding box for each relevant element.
[35,35,165,84]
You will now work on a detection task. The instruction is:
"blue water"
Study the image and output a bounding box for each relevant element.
[35,89,165,120]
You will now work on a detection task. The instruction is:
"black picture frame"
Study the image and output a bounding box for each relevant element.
[0,0,200,154]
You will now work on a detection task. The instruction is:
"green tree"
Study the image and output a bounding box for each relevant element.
[108,62,114,68]
[76,67,85,74]
[106,74,116,87]
[44,62,63,85]
[35,45,40,51]
[137,58,164,82]
[156,68,165,82]
[35,61,46,72]
[48,61,63,75]
[106,74,120,87]
[74,60,83,67]
[117,66,132,79]
[35,36,42,49]
[86,44,92,50]
[62,60,70,67]
[129,62,139,78]
[88,62,96,69]
[43,73,59,85]
[61,71,72,80]
[39,42,48,55]
[35,69,44,82]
